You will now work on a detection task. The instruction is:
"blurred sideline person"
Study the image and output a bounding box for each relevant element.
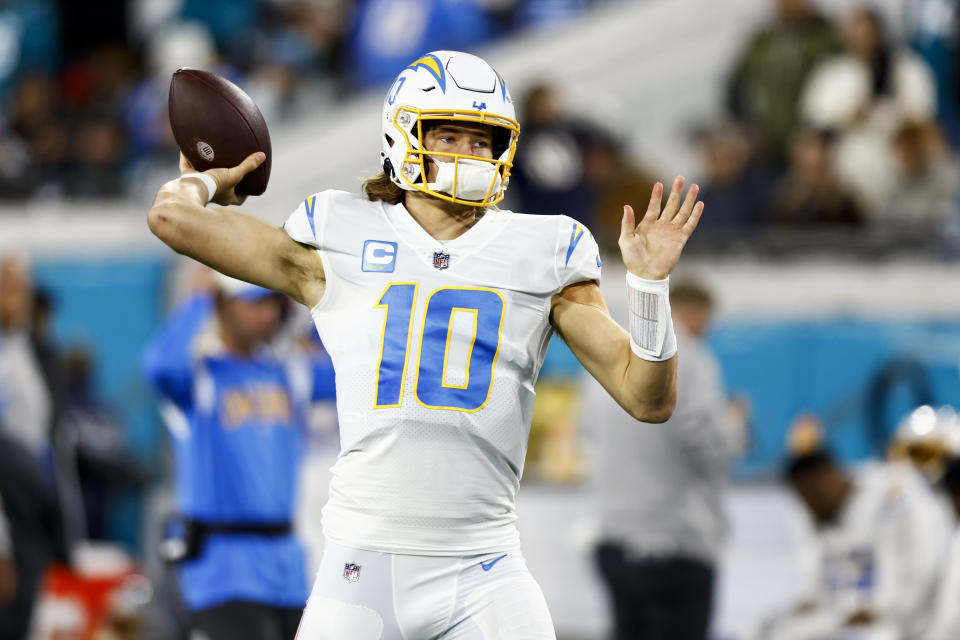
[590,278,746,640]
[760,449,947,640]
[0,429,69,640]
[927,457,960,640]
[0,255,52,458]
[0,255,69,639]
[887,405,960,486]
[145,50,704,638]
[141,271,335,640]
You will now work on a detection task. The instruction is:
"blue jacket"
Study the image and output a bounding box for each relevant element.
[142,294,335,610]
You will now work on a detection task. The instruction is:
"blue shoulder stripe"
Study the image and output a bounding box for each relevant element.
[305,195,317,238]
[564,222,585,267]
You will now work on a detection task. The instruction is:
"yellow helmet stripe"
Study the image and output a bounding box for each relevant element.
[407,54,446,92]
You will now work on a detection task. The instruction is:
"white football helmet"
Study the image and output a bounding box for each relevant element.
[888,405,960,482]
[380,50,519,206]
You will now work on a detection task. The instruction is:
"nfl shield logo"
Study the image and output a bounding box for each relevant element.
[343,562,361,583]
[432,250,450,270]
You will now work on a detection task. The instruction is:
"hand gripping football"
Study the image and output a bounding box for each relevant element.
[168,68,272,196]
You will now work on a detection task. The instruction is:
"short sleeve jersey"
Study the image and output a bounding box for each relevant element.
[284,190,600,555]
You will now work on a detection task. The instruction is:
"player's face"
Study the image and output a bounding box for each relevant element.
[422,122,495,182]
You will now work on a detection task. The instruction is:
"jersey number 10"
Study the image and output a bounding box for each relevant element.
[374,283,504,412]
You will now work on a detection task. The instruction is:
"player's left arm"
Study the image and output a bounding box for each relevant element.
[551,178,703,423]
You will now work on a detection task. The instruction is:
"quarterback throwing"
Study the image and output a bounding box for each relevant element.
[147,50,703,639]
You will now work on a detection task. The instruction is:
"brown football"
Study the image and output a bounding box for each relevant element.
[168,68,271,196]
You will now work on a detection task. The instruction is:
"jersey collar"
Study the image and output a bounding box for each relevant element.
[383,201,505,270]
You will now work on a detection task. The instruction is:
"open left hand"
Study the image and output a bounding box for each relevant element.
[619,176,703,280]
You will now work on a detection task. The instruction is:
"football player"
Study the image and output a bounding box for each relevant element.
[758,449,947,640]
[146,50,703,639]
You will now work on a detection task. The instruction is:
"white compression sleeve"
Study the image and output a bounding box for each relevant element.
[626,272,677,362]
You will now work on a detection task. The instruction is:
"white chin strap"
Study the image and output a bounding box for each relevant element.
[428,158,501,201]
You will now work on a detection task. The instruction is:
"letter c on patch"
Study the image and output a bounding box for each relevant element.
[362,240,398,272]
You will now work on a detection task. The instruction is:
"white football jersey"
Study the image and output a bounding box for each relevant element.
[790,461,949,636]
[283,190,601,555]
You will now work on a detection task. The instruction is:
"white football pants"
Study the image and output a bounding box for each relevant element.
[294,539,556,640]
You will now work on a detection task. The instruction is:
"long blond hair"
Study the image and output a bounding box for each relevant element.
[361,169,491,216]
[362,171,405,204]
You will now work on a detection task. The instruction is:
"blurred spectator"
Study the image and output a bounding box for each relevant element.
[141,271,335,640]
[68,116,128,197]
[57,346,147,541]
[584,133,656,256]
[30,288,61,405]
[591,279,746,640]
[0,256,52,457]
[927,457,960,640]
[9,73,59,141]
[690,120,775,237]
[801,7,938,217]
[768,128,863,227]
[509,83,605,227]
[761,450,947,640]
[0,430,69,640]
[906,0,959,142]
[885,120,960,227]
[726,0,838,164]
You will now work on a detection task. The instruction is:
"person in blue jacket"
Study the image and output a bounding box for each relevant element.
[141,270,335,640]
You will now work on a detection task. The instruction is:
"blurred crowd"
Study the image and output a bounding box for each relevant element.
[710,0,960,249]
[4,0,957,253]
[505,0,960,255]
[0,0,602,202]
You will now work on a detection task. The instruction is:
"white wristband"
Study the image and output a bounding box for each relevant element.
[626,271,677,361]
[180,172,218,205]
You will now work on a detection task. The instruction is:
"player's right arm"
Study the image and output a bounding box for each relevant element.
[146,152,325,307]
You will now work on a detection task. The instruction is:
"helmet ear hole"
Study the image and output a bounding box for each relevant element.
[492,127,511,159]
[383,157,396,179]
